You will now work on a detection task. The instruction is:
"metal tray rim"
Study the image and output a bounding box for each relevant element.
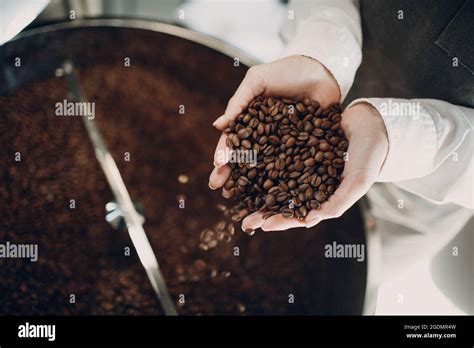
[9,18,262,67]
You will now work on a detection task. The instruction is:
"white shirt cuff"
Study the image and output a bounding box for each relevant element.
[347,98,438,182]
[281,17,362,101]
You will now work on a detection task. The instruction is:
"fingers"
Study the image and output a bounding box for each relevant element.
[306,170,372,225]
[261,214,306,231]
[213,133,230,168]
[213,66,267,130]
[242,212,265,231]
[305,216,322,229]
[209,165,231,190]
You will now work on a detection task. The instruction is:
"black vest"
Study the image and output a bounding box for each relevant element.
[346,0,473,108]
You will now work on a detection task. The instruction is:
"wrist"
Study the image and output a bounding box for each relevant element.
[343,102,387,136]
[342,102,389,170]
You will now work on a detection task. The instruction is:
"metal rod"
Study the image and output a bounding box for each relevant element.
[61,61,177,315]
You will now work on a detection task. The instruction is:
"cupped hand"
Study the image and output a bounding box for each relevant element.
[304,102,388,228]
[209,55,387,231]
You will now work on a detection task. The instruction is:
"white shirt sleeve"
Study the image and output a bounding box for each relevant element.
[0,0,49,45]
[280,0,362,101]
[348,98,474,209]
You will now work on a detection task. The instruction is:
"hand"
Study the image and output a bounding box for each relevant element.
[305,102,388,228]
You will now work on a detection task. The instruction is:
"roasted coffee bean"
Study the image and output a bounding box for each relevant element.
[321,120,332,130]
[305,187,314,200]
[214,220,226,232]
[200,228,215,243]
[237,128,252,139]
[297,172,310,184]
[248,168,257,179]
[329,136,340,146]
[229,133,240,147]
[333,158,344,169]
[338,140,349,150]
[331,123,341,131]
[315,191,327,202]
[327,185,335,194]
[304,158,315,167]
[268,186,279,195]
[224,179,235,190]
[288,179,297,189]
[227,223,235,236]
[307,137,318,147]
[295,102,305,113]
[275,158,286,170]
[309,200,321,210]
[237,176,249,186]
[276,191,289,202]
[242,114,252,124]
[231,214,242,222]
[226,137,235,148]
[299,206,308,217]
[265,124,271,135]
[268,169,279,180]
[263,179,274,190]
[268,135,280,145]
[264,194,276,207]
[285,137,296,147]
[319,141,330,152]
[313,128,324,137]
[288,112,299,124]
[324,151,335,160]
[289,171,300,179]
[241,139,252,149]
[265,162,275,171]
[317,166,327,175]
[297,132,309,141]
[281,208,295,218]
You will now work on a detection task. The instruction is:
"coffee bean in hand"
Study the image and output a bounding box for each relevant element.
[222,96,348,221]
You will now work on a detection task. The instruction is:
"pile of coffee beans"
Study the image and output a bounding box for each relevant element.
[223,96,348,225]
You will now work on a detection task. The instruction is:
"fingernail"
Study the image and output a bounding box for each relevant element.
[208,181,216,190]
[212,114,226,127]
[306,217,322,228]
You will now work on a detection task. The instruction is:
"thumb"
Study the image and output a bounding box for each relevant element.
[213,65,267,130]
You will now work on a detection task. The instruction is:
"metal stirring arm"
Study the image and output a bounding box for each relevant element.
[61,61,177,315]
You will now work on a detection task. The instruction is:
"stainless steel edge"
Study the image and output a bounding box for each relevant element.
[10,18,262,67]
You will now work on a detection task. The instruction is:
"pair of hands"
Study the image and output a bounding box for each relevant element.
[209,56,388,232]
